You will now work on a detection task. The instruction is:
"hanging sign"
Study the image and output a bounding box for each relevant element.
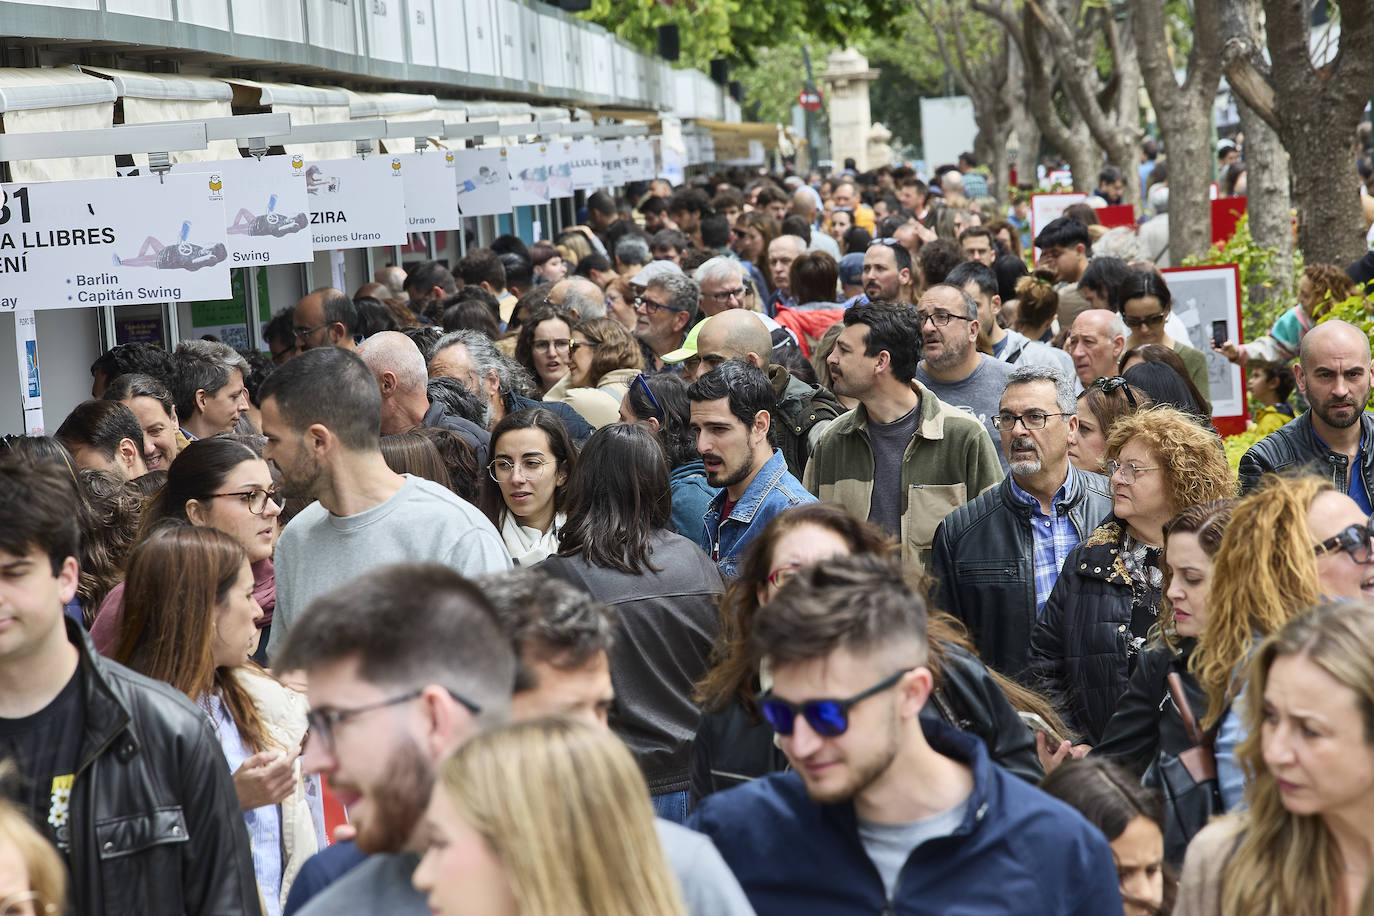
[601,140,625,188]
[569,139,603,191]
[0,174,230,311]
[171,156,312,265]
[400,151,462,231]
[301,156,407,251]
[453,148,514,217]
[548,143,575,199]
[506,144,550,206]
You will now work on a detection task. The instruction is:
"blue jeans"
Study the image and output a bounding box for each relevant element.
[651,789,689,824]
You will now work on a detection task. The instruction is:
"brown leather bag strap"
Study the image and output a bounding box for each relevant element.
[1167,672,1207,748]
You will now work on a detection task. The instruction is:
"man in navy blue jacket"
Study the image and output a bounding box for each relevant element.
[689,554,1121,915]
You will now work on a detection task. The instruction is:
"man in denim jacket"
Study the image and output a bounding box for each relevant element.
[689,360,817,579]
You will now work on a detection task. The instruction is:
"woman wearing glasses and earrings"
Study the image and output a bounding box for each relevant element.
[1119,271,1211,402]
[1029,407,1236,747]
[90,436,283,665]
[481,409,576,567]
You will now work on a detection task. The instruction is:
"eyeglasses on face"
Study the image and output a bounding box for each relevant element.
[209,487,283,516]
[759,668,915,738]
[992,410,1071,431]
[488,456,553,481]
[569,337,600,355]
[766,563,802,588]
[531,338,573,354]
[1091,376,1139,410]
[916,309,973,328]
[293,323,328,339]
[634,295,686,316]
[705,286,748,303]
[1105,460,1160,484]
[1123,311,1167,330]
[306,687,481,753]
[1313,522,1374,565]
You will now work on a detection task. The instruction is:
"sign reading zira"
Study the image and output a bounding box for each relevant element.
[0,174,231,311]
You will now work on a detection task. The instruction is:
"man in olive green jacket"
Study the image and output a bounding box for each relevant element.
[804,301,1003,575]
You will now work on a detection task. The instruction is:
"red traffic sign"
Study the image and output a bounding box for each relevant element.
[798,89,823,112]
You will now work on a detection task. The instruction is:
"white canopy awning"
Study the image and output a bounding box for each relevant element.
[0,66,117,181]
[81,66,238,165]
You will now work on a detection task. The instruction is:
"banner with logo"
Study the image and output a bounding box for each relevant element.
[301,156,408,251]
[169,156,312,265]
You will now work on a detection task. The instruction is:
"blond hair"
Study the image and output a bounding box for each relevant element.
[1219,601,1374,914]
[0,793,66,914]
[1104,406,1237,513]
[439,717,688,916]
[1192,475,1330,727]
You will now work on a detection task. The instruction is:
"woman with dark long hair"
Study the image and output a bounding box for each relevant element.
[482,408,577,566]
[539,423,723,824]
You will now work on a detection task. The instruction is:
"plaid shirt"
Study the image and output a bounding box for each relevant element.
[1009,467,1080,615]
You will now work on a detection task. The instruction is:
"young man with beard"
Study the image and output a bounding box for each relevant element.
[689,554,1122,915]
[913,284,1016,471]
[688,360,816,579]
[259,347,509,660]
[929,366,1113,678]
[1240,319,1374,503]
[849,239,912,307]
[275,563,516,916]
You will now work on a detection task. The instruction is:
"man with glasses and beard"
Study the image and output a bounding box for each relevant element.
[930,367,1113,677]
[1240,320,1374,506]
[276,564,516,916]
[689,554,1121,915]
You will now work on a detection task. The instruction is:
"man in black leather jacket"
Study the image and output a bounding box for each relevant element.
[0,458,257,916]
[931,365,1114,677]
[1238,320,1374,506]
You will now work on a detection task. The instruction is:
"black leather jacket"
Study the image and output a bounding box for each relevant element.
[1238,410,1374,495]
[1094,641,1209,776]
[930,469,1114,678]
[61,619,259,915]
[688,641,1043,804]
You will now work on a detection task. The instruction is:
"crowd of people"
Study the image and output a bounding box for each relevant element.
[7,153,1374,916]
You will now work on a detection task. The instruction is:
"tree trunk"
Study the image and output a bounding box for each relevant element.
[1287,129,1364,266]
[1004,39,1040,198]
[976,113,1010,205]
[1237,97,1294,300]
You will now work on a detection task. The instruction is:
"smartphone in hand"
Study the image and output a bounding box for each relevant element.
[1211,320,1229,349]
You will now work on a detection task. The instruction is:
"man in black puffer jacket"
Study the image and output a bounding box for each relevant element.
[0,458,257,916]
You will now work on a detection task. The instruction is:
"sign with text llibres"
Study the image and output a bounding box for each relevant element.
[170,157,313,266]
[302,156,407,251]
[0,174,230,311]
[453,148,513,217]
[400,151,462,231]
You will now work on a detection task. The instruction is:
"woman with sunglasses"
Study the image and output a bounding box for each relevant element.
[482,409,576,567]
[513,305,577,396]
[1029,407,1235,746]
[542,318,644,429]
[692,502,1051,803]
[1191,475,1374,813]
[1071,378,1155,474]
[1120,271,1210,402]
[113,524,321,915]
[90,436,282,662]
[620,372,718,551]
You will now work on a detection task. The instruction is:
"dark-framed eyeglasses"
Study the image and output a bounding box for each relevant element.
[992,410,1071,431]
[1314,522,1374,565]
[1123,311,1168,330]
[758,668,914,738]
[632,372,663,421]
[916,309,973,328]
[306,687,481,752]
[209,487,283,516]
[568,337,601,355]
[705,286,748,303]
[531,338,573,354]
[1091,376,1138,410]
[634,295,686,316]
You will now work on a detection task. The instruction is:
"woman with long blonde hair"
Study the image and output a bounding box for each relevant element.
[412,717,688,916]
[1176,601,1374,915]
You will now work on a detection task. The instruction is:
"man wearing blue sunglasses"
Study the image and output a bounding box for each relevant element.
[689,554,1121,915]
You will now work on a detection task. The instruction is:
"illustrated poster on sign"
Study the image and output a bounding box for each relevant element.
[0,174,230,311]
[1160,264,1247,436]
[452,147,513,217]
[170,156,312,266]
[400,151,462,231]
[506,145,551,206]
[300,156,407,251]
[548,144,575,199]
[569,140,603,191]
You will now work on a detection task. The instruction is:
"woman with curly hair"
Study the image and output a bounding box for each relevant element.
[1220,262,1359,366]
[1028,407,1237,745]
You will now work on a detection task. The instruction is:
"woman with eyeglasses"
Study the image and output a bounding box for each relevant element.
[692,502,1051,804]
[1071,378,1155,473]
[620,373,718,551]
[1029,407,1236,746]
[1190,475,1374,814]
[482,409,576,567]
[514,305,577,396]
[0,797,66,916]
[1120,271,1210,402]
[113,524,321,915]
[89,436,282,662]
[542,318,644,429]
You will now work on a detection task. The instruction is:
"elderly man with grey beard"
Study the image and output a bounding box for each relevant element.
[928,365,1113,679]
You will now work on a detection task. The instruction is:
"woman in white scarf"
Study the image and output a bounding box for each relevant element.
[485,407,578,566]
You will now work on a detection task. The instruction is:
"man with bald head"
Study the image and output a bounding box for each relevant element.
[545,277,605,320]
[1240,319,1374,504]
[293,288,358,351]
[374,265,407,298]
[1065,310,1127,387]
[689,309,842,478]
[356,331,491,465]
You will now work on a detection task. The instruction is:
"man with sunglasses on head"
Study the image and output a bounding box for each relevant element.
[277,564,516,916]
[259,347,509,662]
[1240,320,1374,508]
[930,366,1113,678]
[689,554,1121,916]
